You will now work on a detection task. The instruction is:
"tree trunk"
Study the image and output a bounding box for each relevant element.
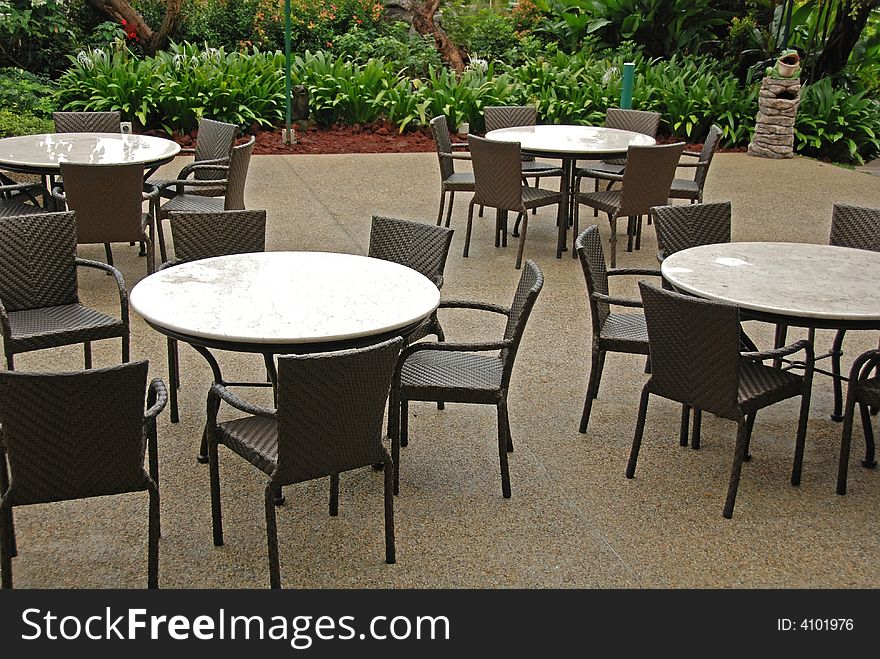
[86,0,181,55]
[812,0,878,80]
[409,0,466,73]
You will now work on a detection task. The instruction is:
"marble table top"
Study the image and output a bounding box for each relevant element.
[130,252,441,346]
[661,242,880,322]
[485,125,655,156]
[0,133,181,172]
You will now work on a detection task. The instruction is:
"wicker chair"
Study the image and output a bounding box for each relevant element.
[52,162,160,275]
[575,226,659,434]
[484,105,564,186]
[206,337,403,589]
[465,135,563,269]
[389,261,544,498]
[574,142,685,267]
[0,182,44,218]
[668,124,723,203]
[148,118,237,199]
[160,209,268,424]
[156,135,256,263]
[0,211,129,370]
[0,361,167,588]
[368,215,453,345]
[53,111,121,134]
[430,115,477,228]
[836,349,880,494]
[629,282,814,518]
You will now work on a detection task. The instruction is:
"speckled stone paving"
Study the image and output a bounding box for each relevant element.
[6,152,880,589]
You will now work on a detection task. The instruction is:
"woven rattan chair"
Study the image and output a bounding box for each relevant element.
[206,337,403,589]
[629,282,814,518]
[0,182,44,218]
[574,142,684,268]
[52,111,121,134]
[430,115,478,228]
[156,135,256,263]
[0,211,129,370]
[836,349,880,494]
[389,261,544,498]
[465,135,562,269]
[148,118,237,199]
[575,226,659,434]
[0,361,167,588]
[160,209,268,424]
[669,124,723,203]
[52,162,159,274]
[484,105,564,186]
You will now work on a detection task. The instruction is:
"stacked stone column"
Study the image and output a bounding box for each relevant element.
[748,77,801,159]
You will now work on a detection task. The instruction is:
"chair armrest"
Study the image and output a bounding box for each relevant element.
[593,292,643,309]
[144,378,168,421]
[440,152,472,161]
[607,267,662,278]
[76,258,129,319]
[450,142,470,150]
[178,159,230,180]
[178,147,196,155]
[0,299,9,338]
[578,169,623,182]
[675,161,709,169]
[158,178,229,196]
[679,151,702,159]
[51,186,66,202]
[0,182,44,195]
[432,275,444,289]
[401,339,512,361]
[849,349,880,381]
[142,184,160,201]
[439,300,510,316]
[741,339,812,363]
[210,382,276,419]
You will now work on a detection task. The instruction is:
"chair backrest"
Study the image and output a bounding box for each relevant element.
[693,124,723,190]
[166,209,266,265]
[604,108,661,137]
[575,225,611,334]
[0,211,79,312]
[651,201,732,260]
[500,260,544,387]
[53,111,121,134]
[222,135,255,210]
[273,337,403,485]
[484,106,538,133]
[0,361,150,506]
[429,115,456,181]
[618,142,685,217]
[639,281,742,420]
[59,161,146,244]
[468,134,524,212]
[368,216,454,288]
[830,203,880,251]
[193,118,237,181]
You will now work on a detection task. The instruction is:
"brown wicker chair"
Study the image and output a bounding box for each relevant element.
[53,111,121,134]
[430,115,477,228]
[206,337,403,589]
[0,211,129,370]
[156,135,256,263]
[148,118,237,199]
[836,348,880,494]
[0,182,44,218]
[574,142,685,268]
[0,361,167,588]
[52,162,159,275]
[484,105,564,185]
[629,282,814,518]
[669,124,723,203]
[160,209,268,424]
[389,261,544,498]
[575,226,659,434]
[465,135,562,269]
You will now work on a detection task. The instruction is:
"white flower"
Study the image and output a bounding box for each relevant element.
[602,67,620,85]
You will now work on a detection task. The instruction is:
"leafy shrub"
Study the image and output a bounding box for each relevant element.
[0,0,85,76]
[0,67,57,117]
[0,109,54,137]
[442,8,521,62]
[333,22,441,78]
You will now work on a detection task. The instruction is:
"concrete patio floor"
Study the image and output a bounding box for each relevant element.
[7,151,880,589]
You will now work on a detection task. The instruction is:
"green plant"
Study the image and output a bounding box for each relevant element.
[334,22,441,78]
[0,0,85,76]
[0,108,54,137]
[417,63,515,133]
[0,67,57,117]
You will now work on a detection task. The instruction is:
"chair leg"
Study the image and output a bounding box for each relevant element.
[859,402,877,468]
[329,474,339,517]
[791,385,813,487]
[168,338,179,423]
[0,454,14,558]
[691,409,702,450]
[384,460,396,564]
[445,191,456,228]
[104,243,114,266]
[514,213,528,270]
[501,211,508,247]
[264,485,281,589]
[147,481,160,589]
[436,189,446,226]
[400,400,409,447]
[830,328,847,421]
[836,389,859,495]
[208,436,224,547]
[512,213,522,237]
[609,214,618,268]
[579,347,605,434]
[593,178,599,217]
[635,215,643,251]
[389,391,401,495]
[496,402,512,498]
[494,209,502,248]
[156,217,168,264]
[0,502,12,589]
[723,421,749,518]
[773,324,788,369]
[679,405,690,447]
[463,202,475,258]
[743,413,756,460]
[626,386,651,478]
[84,341,92,369]
[122,331,130,364]
[626,216,635,253]
[478,205,484,218]
[435,321,446,411]
[500,403,513,452]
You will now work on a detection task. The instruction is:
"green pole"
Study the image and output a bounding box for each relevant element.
[620,62,635,109]
[284,0,293,145]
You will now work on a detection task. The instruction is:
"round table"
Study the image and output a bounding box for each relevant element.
[485,125,656,258]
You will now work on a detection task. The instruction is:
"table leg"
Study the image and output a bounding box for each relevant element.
[556,157,574,259]
[192,345,224,464]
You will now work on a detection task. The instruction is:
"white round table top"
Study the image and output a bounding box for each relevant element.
[0,133,181,171]
[130,252,441,346]
[485,125,656,156]
[661,242,880,323]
